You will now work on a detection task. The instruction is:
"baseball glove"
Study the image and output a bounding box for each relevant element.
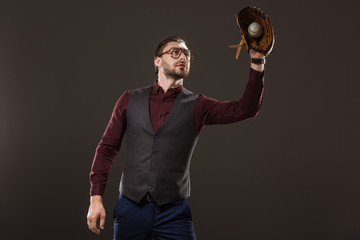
[229,6,275,59]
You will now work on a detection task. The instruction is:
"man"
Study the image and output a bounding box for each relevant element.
[87,36,265,240]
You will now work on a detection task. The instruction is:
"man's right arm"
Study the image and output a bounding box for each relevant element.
[89,90,131,196]
[87,90,131,234]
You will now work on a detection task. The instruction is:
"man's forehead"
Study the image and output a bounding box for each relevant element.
[164,41,188,51]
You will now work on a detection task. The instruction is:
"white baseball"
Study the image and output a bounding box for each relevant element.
[248,22,263,38]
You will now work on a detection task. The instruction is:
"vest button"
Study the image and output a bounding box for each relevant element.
[154,135,159,140]
[150,169,155,173]
[153,151,158,156]
[148,185,152,190]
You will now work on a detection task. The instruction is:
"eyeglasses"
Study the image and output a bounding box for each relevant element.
[159,47,193,60]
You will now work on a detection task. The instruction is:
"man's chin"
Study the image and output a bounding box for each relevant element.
[168,71,189,80]
[178,69,190,77]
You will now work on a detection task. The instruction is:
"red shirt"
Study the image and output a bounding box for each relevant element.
[90,68,264,196]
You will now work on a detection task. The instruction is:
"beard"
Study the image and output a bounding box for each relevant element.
[161,60,190,80]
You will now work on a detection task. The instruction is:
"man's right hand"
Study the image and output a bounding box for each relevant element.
[87,195,106,235]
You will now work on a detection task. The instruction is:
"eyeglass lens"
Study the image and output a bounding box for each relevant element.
[171,48,191,59]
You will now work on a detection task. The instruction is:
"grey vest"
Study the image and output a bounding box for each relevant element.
[119,85,199,206]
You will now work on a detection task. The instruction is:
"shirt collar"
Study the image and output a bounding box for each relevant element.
[151,81,183,96]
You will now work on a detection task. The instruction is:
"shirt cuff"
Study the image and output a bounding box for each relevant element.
[90,183,105,197]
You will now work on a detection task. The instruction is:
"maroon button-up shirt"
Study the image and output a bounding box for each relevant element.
[90,68,264,196]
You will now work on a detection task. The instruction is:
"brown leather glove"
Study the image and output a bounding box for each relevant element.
[230,6,275,59]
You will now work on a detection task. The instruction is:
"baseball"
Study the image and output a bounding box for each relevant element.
[248,22,263,38]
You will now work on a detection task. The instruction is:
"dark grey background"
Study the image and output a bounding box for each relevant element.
[1,0,359,239]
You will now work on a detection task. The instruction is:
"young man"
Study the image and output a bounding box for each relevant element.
[87,36,265,240]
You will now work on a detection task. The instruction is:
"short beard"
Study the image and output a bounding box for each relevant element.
[161,61,189,80]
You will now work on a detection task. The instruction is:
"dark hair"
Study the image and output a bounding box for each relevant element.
[154,36,187,75]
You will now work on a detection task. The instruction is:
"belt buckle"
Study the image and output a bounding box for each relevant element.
[146,193,153,202]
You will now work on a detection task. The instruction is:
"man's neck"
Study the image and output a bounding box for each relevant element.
[157,74,183,94]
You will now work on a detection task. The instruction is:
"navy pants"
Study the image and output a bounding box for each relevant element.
[113,195,196,240]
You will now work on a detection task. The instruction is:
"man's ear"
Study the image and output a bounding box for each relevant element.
[154,57,161,68]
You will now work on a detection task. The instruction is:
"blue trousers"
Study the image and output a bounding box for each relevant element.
[113,194,196,240]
